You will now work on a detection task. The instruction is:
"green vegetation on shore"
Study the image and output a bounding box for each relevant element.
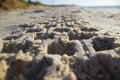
[27,0,45,6]
[0,0,45,11]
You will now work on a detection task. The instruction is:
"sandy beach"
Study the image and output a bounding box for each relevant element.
[0,6,120,80]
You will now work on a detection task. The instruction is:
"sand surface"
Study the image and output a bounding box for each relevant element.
[0,6,120,80]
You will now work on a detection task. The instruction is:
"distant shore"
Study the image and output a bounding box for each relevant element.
[0,0,46,12]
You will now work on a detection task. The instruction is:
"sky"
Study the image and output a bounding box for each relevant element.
[32,0,120,6]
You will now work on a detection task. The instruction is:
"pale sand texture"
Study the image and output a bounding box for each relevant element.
[0,6,120,80]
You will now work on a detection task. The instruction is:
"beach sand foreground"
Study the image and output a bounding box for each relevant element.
[0,6,120,80]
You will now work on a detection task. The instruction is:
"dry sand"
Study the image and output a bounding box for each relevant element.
[0,6,120,80]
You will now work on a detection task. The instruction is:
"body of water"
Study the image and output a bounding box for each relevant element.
[82,6,120,10]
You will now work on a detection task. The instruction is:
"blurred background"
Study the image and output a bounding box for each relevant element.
[38,0,120,6]
[0,0,44,11]
[0,0,120,11]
